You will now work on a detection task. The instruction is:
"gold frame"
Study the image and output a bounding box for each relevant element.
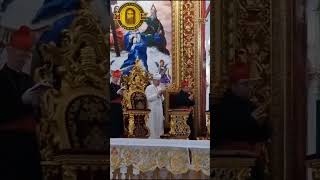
[36,1,109,179]
[164,1,205,135]
[121,60,151,138]
[38,17,108,151]
[111,1,206,136]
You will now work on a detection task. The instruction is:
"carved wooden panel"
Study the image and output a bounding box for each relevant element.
[211,0,272,178]
[65,95,107,150]
[36,1,109,179]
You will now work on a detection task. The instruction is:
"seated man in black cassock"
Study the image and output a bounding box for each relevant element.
[174,80,195,139]
[0,26,52,180]
[110,70,124,138]
[214,62,270,146]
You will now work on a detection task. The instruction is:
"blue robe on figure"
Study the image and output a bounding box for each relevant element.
[32,0,79,45]
[120,32,148,75]
[32,0,80,23]
[142,16,170,56]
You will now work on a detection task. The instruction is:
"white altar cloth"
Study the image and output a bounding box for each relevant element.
[110,138,210,179]
[110,138,210,148]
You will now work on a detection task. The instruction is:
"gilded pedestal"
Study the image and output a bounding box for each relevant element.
[168,109,191,139]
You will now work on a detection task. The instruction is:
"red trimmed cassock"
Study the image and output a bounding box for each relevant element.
[0,26,42,180]
[110,70,124,137]
[214,63,270,145]
[175,80,195,139]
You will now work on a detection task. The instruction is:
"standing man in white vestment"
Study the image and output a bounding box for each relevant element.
[145,73,165,139]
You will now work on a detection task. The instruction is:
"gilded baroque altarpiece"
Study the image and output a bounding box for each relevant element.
[111,1,208,134]
[165,1,207,134]
[211,0,272,178]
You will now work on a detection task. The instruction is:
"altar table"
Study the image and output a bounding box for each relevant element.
[110,138,210,179]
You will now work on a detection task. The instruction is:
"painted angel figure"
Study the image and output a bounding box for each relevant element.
[155,59,171,84]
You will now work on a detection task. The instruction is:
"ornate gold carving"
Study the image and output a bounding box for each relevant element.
[136,110,150,137]
[206,112,210,139]
[35,1,109,179]
[139,1,204,138]
[163,1,206,137]
[126,110,150,137]
[213,0,271,113]
[170,1,181,87]
[168,110,191,139]
[211,168,251,180]
[65,95,107,149]
[181,2,197,133]
[211,157,256,180]
[128,113,135,136]
[42,155,108,180]
[37,4,108,153]
[121,60,151,138]
[182,1,195,86]
[169,117,175,135]
[212,0,271,177]
[121,60,150,111]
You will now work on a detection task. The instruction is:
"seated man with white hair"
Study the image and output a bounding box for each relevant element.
[145,73,165,139]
